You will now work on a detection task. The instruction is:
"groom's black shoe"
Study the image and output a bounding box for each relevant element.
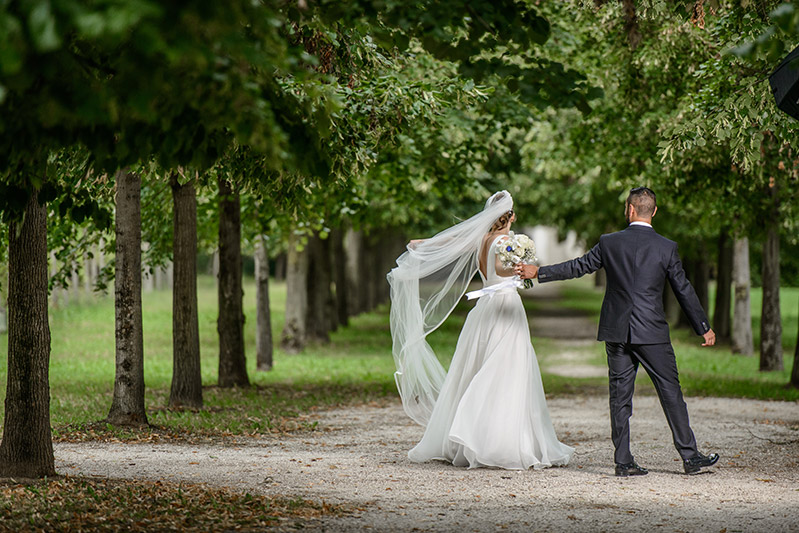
[683,452,719,475]
[615,461,648,477]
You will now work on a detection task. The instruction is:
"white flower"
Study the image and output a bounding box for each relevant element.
[494,232,537,267]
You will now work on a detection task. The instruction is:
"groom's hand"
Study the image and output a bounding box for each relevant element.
[514,264,539,279]
[701,329,716,347]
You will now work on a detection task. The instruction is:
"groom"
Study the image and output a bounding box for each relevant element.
[516,187,719,476]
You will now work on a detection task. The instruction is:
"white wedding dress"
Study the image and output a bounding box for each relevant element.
[408,235,574,470]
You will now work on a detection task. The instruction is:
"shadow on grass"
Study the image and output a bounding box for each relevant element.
[0,476,350,531]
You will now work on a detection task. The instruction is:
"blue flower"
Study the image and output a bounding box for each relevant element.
[506,245,513,252]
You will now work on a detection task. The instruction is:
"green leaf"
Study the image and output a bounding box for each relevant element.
[728,42,754,57]
[770,3,796,33]
[393,32,410,51]
[575,97,592,116]
[0,13,24,74]
[28,0,62,52]
[586,86,604,101]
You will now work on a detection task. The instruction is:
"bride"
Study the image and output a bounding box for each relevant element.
[387,190,574,470]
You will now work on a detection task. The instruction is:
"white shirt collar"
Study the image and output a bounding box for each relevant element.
[629,221,652,228]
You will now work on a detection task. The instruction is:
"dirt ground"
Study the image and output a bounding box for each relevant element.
[55,395,799,532]
[54,283,799,532]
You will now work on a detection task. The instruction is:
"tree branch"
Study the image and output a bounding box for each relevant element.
[621,0,643,50]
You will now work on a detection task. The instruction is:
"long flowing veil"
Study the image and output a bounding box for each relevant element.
[386,191,514,426]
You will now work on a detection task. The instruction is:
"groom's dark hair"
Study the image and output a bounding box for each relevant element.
[627,187,656,217]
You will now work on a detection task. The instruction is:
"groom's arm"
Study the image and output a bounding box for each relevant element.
[537,243,603,283]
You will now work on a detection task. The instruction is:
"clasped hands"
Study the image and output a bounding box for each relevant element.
[514,264,538,279]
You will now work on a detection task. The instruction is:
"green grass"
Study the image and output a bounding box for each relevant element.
[0,276,400,440]
[675,282,798,400]
[0,274,796,443]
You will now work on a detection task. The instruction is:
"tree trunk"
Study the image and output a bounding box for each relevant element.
[759,226,783,371]
[375,233,392,305]
[713,228,733,343]
[0,190,56,478]
[142,244,155,293]
[83,233,94,296]
[255,234,273,371]
[372,233,390,305]
[621,0,642,49]
[273,253,287,281]
[154,264,169,291]
[281,232,309,353]
[345,229,365,316]
[168,175,203,408]
[305,234,327,343]
[332,228,349,328]
[107,170,148,426]
[362,233,378,311]
[70,263,79,302]
[211,249,219,278]
[217,177,248,387]
[321,234,338,333]
[305,233,337,342]
[732,236,754,356]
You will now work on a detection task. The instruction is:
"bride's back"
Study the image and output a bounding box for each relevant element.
[479,232,510,282]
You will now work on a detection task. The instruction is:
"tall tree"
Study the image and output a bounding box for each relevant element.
[107,170,148,426]
[331,228,350,327]
[0,190,55,478]
[732,236,754,356]
[254,234,273,372]
[281,232,309,354]
[217,176,248,387]
[169,173,203,408]
[760,189,783,371]
[305,233,333,343]
[713,228,733,343]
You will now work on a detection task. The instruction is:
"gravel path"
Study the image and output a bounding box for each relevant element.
[53,283,799,531]
[56,395,799,532]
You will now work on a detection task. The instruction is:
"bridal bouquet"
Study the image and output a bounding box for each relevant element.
[496,231,537,289]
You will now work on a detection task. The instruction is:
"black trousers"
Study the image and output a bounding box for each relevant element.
[605,341,698,464]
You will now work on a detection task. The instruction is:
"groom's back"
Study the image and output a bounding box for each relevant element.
[538,224,708,343]
[598,226,676,344]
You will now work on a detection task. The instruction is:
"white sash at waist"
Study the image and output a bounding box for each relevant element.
[465,277,524,300]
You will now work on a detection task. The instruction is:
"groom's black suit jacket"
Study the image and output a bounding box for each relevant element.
[538,224,710,344]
